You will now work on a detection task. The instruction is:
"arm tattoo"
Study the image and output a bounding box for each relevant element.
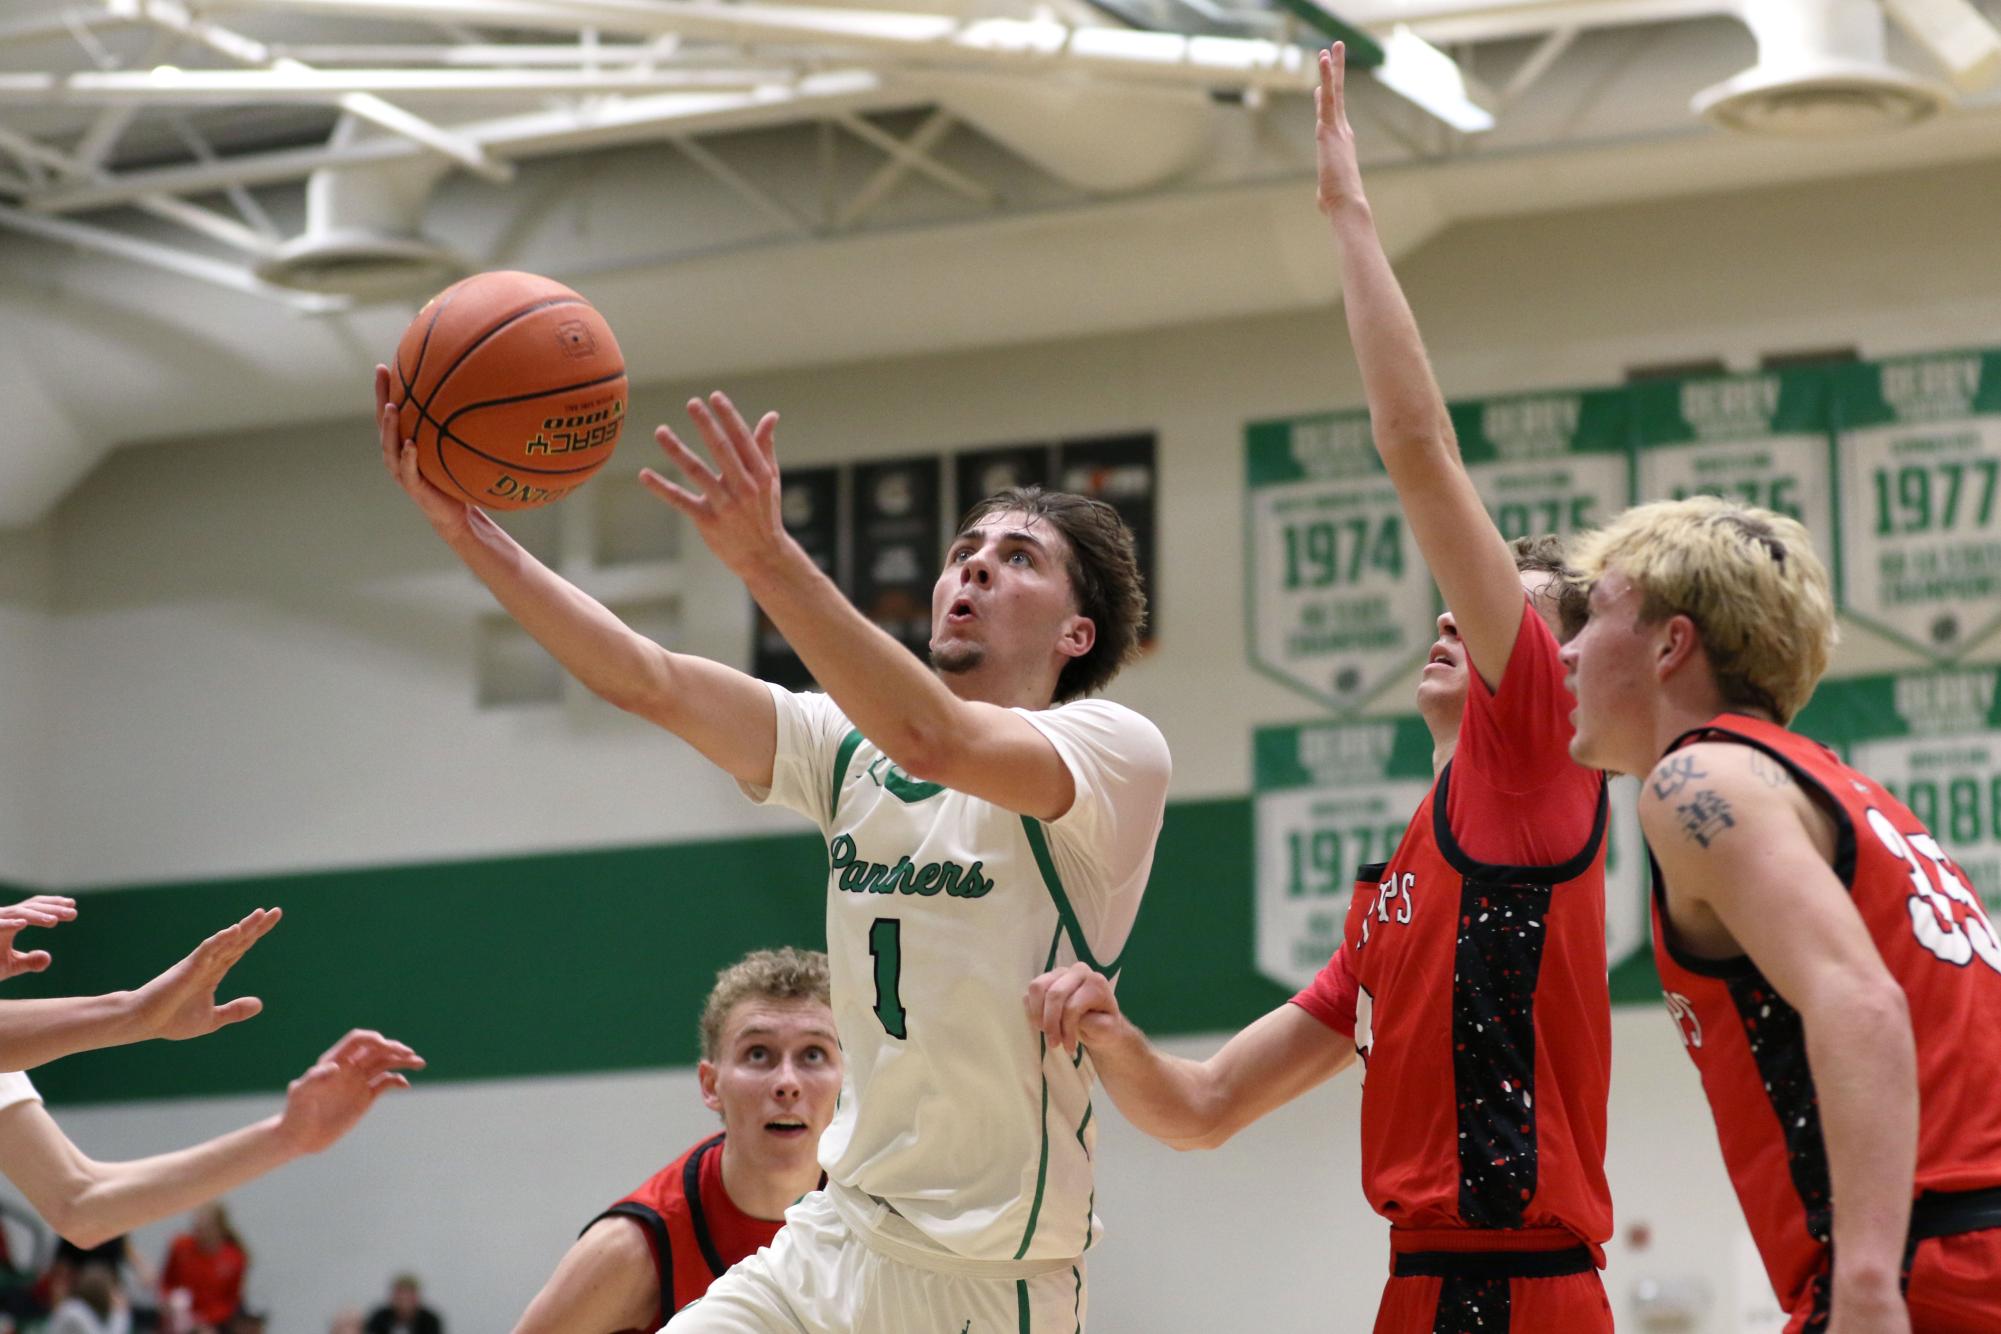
[1677,789,1737,847]
[1746,751,1792,789]
[1651,754,1707,799]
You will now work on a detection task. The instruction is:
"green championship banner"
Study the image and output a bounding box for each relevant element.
[1453,386,1631,545]
[1833,350,2001,660]
[1252,718,1432,989]
[1633,367,1837,570]
[1797,667,2001,913]
[1252,721,1653,992]
[1245,411,1435,712]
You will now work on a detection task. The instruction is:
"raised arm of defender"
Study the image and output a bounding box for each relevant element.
[1642,744,1916,1333]
[376,368,779,788]
[1025,963,1354,1150]
[1319,44,1525,686]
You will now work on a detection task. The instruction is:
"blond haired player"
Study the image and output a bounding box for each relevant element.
[378,374,1168,1333]
[1563,496,2001,1333]
[515,948,839,1334]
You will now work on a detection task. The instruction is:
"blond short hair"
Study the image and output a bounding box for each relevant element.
[698,947,831,1062]
[1570,496,1836,723]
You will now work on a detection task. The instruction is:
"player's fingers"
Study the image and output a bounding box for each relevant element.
[368,1072,413,1096]
[654,425,722,489]
[374,364,394,416]
[1040,974,1080,1047]
[12,950,51,974]
[753,412,780,471]
[1332,40,1345,106]
[708,393,766,483]
[682,398,743,485]
[214,996,263,1027]
[637,470,710,519]
[21,895,76,919]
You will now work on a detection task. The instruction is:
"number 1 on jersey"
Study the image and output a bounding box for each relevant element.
[869,917,909,1039]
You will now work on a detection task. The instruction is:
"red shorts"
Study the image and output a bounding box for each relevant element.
[1371,1228,1612,1334]
[1783,1221,2001,1333]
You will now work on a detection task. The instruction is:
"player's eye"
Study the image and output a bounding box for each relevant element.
[745,1046,769,1062]
[1007,551,1031,566]
[803,1046,828,1062]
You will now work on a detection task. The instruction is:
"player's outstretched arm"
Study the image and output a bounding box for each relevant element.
[0,1029,422,1248]
[375,368,779,787]
[1318,44,1523,687]
[649,394,1082,821]
[1027,964,1354,1150]
[0,908,276,1074]
[512,1217,659,1334]
[1643,746,1914,1334]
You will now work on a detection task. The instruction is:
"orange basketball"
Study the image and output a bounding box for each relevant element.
[390,270,628,510]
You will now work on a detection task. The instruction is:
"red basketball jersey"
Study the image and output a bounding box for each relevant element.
[1294,604,1614,1258]
[1649,715,2001,1313]
[586,1132,788,1330]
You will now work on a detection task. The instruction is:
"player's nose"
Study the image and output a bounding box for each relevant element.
[1436,611,1458,637]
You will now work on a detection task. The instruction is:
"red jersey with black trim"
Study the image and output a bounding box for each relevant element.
[1292,599,1613,1256]
[1649,715,2001,1312]
[586,1132,788,1330]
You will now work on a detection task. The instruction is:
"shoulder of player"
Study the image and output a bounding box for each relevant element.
[1031,698,1169,767]
[1638,742,1811,862]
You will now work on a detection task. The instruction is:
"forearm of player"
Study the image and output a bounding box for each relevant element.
[1326,202,1523,680]
[444,510,778,784]
[737,541,1008,783]
[0,1103,296,1248]
[1085,1020,1238,1149]
[1805,974,1917,1307]
[0,993,147,1073]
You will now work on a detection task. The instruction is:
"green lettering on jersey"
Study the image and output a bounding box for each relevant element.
[825,835,994,900]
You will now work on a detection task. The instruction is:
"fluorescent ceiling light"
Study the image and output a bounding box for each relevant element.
[1371,24,1494,132]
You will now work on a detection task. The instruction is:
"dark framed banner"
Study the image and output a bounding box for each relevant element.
[1058,434,1159,643]
[852,455,944,663]
[751,464,842,689]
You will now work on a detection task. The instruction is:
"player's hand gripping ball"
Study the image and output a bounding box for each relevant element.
[389,270,627,510]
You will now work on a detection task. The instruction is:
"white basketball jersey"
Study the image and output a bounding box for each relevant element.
[745,684,1169,1264]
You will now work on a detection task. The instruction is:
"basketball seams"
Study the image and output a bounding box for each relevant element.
[423,295,593,412]
[435,369,629,479]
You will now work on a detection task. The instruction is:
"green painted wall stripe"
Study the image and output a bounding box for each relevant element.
[1017,1278,1031,1334]
[5,795,1663,1107]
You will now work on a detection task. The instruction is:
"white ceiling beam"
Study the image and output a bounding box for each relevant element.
[30,71,896,213]
[166,114,281,240]
[1880,0,2001,90]
[835,111,993,206]
[835,106,959,225]
[218,0,1322,91]
[118,0,515,183]
[0,119,274,253]
[1332,0,1734,43]
[0,201,340,312]
[0,66,791,103]
[272,40,685,66]
[669,135,815,233]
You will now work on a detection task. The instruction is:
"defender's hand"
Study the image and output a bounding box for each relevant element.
[276,1029,425,1155]
[0,895,77,981]
[1316,43,1368,218]
[131,908,281,1042]
[1026,962,1126,1055]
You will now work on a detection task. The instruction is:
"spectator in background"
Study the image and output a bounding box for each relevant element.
[363,1275,440,1334]
[46,1261,129,1334]
[327,1308,364,1334]
[160,1204,246,1333]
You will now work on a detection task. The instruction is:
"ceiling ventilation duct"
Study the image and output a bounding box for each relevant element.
[938,75,1215,194]
[254,115,466,300]
[1694,0,1950,134]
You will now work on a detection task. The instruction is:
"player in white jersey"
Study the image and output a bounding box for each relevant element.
[377,378,1169,1332]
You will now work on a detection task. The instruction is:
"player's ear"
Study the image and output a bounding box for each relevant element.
[698,1060,722,1115]
[1057,614,1095,661]
[1656,614,1702,679]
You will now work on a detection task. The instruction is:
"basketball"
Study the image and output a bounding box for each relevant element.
[390,270,628,510]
